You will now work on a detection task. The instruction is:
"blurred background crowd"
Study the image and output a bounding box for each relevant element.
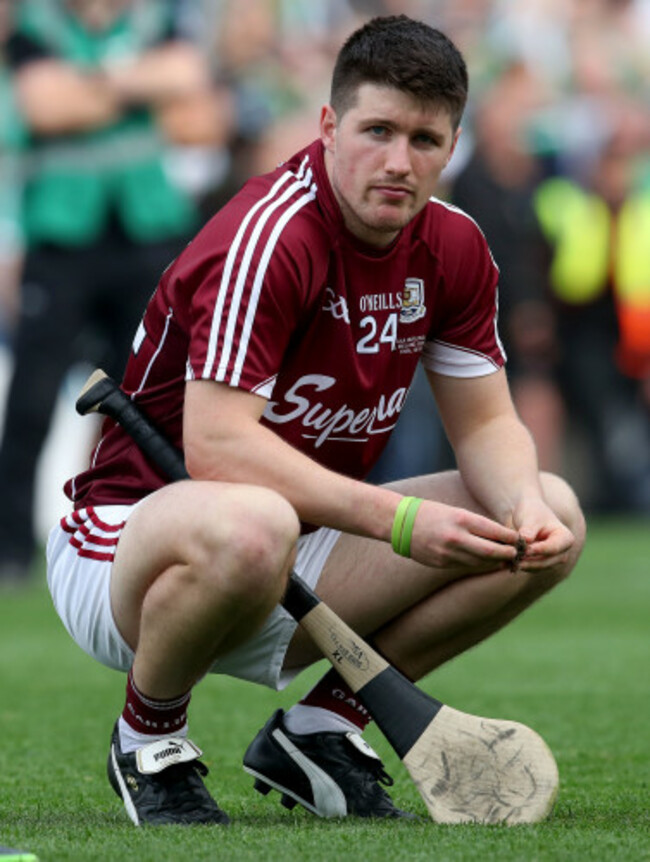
[0,0,649,584]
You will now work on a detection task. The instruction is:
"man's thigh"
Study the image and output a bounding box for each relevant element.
[110,479,288,651]
[285,471,477,665]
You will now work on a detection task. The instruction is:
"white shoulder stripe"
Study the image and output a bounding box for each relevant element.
[202,157,311,378]
[231,184,317,386]
[428,195,482,228]
[427,196,505,360]
[493,291,506,362]
[217,168,314,380]
[428,196,500,272]
[134,308,174,398]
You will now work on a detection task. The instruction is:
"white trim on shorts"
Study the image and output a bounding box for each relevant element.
[46,505,341,691]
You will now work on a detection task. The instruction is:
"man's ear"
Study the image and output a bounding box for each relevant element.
[320,104,337,152]
[446,126,462,166]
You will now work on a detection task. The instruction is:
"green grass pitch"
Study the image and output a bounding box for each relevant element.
[1,517,648,861]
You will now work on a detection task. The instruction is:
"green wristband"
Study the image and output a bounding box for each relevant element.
[391,496,423,557]
[399,497,423,557]
[391,497,414,553]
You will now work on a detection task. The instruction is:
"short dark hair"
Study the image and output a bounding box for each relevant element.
[330,16,468,129]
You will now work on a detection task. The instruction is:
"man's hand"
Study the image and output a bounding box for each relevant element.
[408,500,521,575]
[509,498,576,574]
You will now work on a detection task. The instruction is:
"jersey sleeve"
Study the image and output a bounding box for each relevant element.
[182,173,321,394]
[422,205,506,377]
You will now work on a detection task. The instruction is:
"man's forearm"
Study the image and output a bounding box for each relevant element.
[15,61,120,133]
[103,43,212,107]
[454,416,543,526]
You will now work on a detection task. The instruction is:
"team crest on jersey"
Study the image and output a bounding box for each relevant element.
[400,278,426,323]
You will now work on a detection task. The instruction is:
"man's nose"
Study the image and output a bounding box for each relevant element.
[384,136,411,174]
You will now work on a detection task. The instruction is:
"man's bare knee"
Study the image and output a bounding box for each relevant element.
[540,471,587,571]
[187,486,299,602]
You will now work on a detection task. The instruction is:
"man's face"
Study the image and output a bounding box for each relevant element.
[320,83,460,247]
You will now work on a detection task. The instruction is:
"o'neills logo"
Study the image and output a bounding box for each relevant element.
[264,374,407,447]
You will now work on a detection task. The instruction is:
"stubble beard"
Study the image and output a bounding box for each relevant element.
[342,191,415,245]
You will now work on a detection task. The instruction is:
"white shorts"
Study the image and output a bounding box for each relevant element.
[46,505,341,691]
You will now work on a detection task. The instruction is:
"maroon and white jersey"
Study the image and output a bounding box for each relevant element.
[66,139,505,508]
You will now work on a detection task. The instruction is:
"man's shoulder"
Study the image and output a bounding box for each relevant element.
[173,146,332,294]
[414,196,494,265]
[421,195,487,236]
[203,149,330,253]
